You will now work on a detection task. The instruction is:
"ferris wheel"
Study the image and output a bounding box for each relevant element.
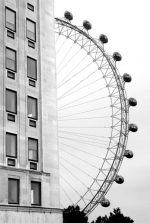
[55,11,138,215]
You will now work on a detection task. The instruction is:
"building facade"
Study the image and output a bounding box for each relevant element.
[0,0,62,222]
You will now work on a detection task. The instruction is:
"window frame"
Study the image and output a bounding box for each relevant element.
[27,3,34,11]
[27,96,38,120]
[7,158,16,166]
[5,7,16,32]
[26,18,36,42]
[28,137,38,162]
[31,181,41,206]
[7,30,15,39]
[6,88,17,114]
[28,40,35,48]
[8,178,19,204]
[29,119,36,127]
[6,132,17,158]
[6,47,17,72]
[27,56,37,80]
[7,70,15,79]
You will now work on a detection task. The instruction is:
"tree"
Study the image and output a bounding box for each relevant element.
[93,208,134,223]
[63,206,134,223]
[63,205,88,223]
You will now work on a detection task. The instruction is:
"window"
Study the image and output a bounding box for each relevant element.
[27,3,34,11]
[27,57,37,80]
[6,48,17,72]
[27,96,37,119]
[29,79,36,87]
[31,181,41,205]
[6,89,17,114]
[7,113,15,122]
[7,70,15,79]
[7,30,15,39]
[26,19,36,42]
[28,40,35,48]
[28,138,38,161]
[30,162,37,170]
[7,158,16,166]
[5,7,16,32]
[8,178,19,204]
[6,133,17,158]
[29,119,36,127]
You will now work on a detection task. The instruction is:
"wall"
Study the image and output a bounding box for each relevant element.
[0,0,62,222]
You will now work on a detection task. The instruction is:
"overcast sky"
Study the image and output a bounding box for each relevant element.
[54,0,150,222]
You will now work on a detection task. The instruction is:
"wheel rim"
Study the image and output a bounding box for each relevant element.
[55,17,129,214]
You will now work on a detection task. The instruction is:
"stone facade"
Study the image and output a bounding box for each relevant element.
[0,0,62,222]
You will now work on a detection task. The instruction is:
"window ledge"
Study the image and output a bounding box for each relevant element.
[0,205,62,213]
[0,165,50,176]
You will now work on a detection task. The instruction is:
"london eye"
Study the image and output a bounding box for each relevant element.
[55,11,138,215]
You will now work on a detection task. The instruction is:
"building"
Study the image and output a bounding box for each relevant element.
[0,0,62,222]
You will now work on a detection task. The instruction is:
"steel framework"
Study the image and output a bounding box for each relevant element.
[55,15,137,215]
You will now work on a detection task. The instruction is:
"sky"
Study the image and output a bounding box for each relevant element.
[54,0,150,222]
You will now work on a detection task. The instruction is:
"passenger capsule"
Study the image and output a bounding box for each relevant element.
[83,20,92,30]
[113,52,122,61]
[99,34,108,44]
[124,150,134,158]
[129,123,138,132]
[64,11,73,21]
[115,175,124,184]
[128,98,137,106]
[100,198,110,207]
[123,73,132,82]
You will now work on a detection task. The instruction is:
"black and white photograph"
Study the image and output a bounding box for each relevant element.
[0,0,149,222]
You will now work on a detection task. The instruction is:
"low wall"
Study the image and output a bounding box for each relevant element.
[0,205,63,223]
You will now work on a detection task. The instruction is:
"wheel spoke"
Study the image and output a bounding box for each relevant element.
[55,17,129,213]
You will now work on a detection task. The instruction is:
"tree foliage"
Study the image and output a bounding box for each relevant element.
[63,205,88,223]
[93,208,134,223]
[63,206,134,223]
